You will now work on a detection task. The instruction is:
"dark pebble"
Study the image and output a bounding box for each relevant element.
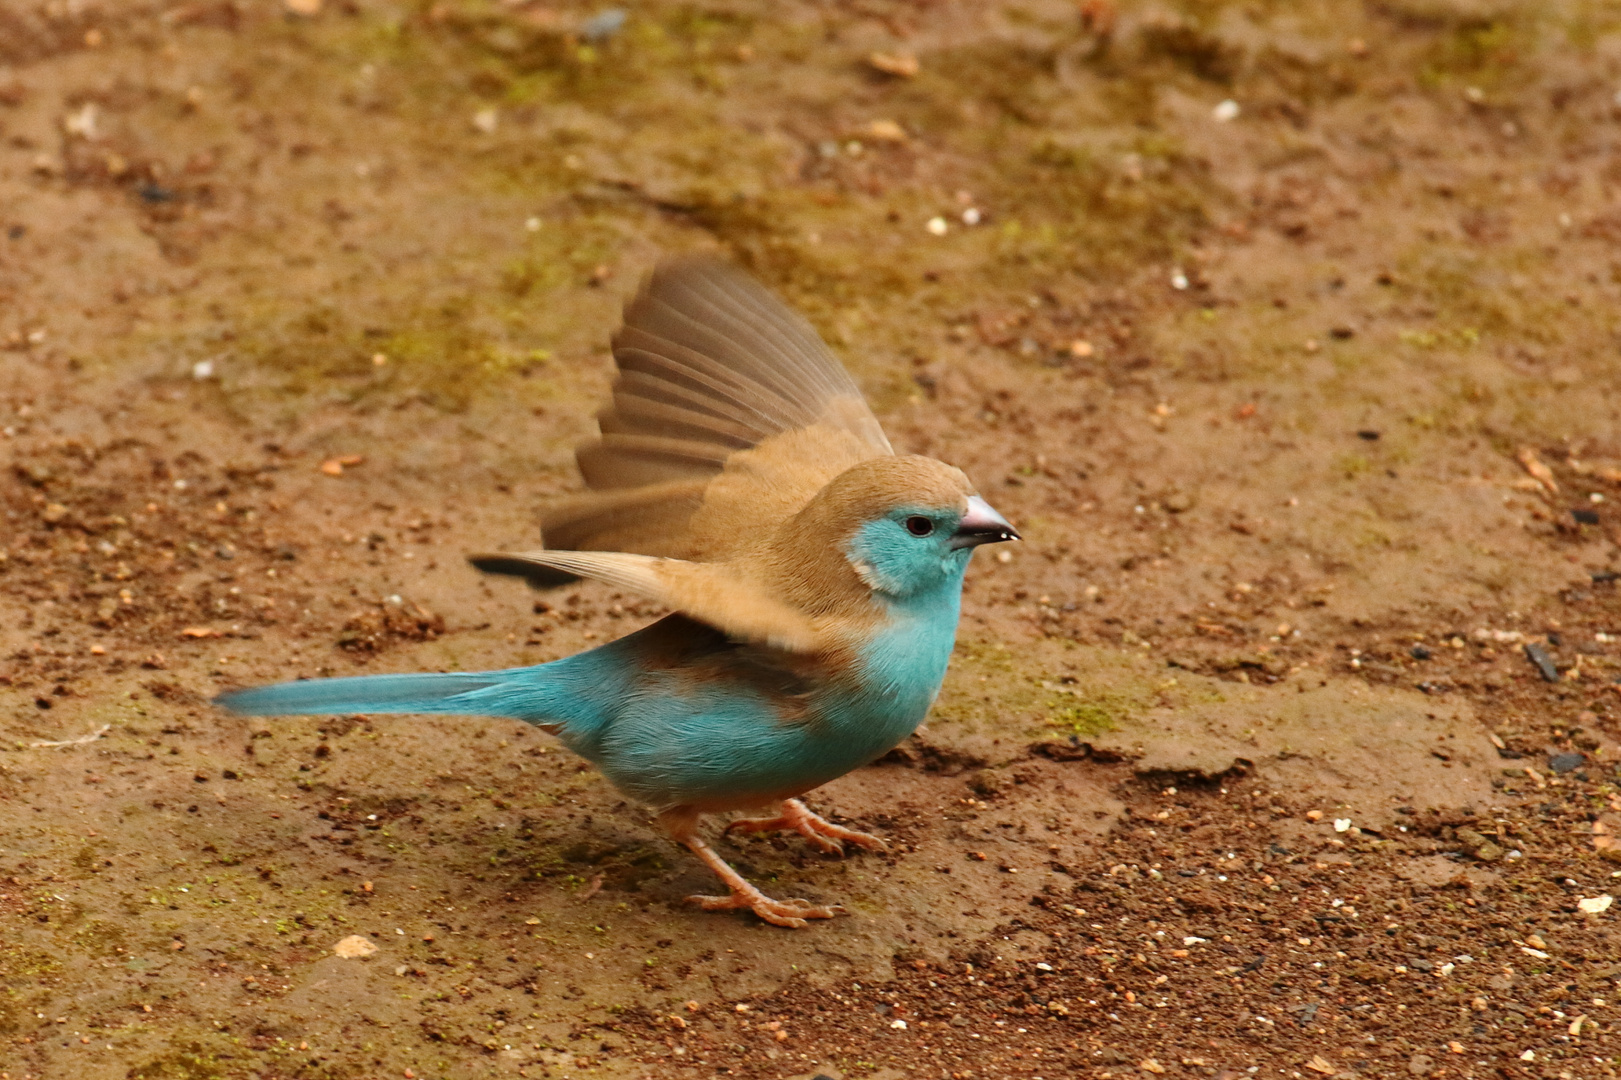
[1572,508,1601,525]
[138,184,176,204]
[1410,645,1432,660]
[1548,752,1584,775]
[1523,643,1559,682]
[1356,429,1381,440]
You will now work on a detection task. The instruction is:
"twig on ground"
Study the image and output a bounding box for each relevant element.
[29,724,111,749]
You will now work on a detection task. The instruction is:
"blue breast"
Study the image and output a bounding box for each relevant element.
[590,570,966,812]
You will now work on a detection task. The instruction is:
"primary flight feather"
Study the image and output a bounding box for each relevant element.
[219,255,1019,928]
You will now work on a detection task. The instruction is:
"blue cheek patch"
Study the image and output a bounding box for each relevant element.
[845,513,964,597]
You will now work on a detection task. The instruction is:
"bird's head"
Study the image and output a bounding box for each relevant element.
[775,456,1019,602]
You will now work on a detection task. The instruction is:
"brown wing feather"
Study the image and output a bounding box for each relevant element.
[542,255,892,559]
[465,549,827,652]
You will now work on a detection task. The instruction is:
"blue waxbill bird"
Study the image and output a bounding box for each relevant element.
[218,255,1019,927]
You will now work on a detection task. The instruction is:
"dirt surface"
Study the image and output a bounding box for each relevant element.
[4,0,1621,1077]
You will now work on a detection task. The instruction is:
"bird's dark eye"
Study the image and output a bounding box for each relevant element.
[905,516,935,537]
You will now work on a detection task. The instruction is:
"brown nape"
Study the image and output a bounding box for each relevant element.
[759,456,975,616]
[790,456,975,536]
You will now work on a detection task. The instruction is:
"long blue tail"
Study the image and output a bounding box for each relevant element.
[215,618,706,762]
[217,671,526,718]
[214,647,632,753]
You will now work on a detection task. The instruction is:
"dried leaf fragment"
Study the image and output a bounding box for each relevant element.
[319,455,363,476]
[866,119,907,142]
[1305,1056,1336,1075]
[868,51,919,78]
[1517,447,1559,494]
[180,626,220,638]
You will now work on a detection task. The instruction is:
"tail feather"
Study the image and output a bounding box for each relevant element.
[216,634,643,760]
[217,671,523,719]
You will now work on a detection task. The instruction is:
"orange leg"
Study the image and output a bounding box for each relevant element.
[660,809,845,929]
[724,797,888,856]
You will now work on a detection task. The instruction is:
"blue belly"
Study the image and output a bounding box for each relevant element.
[590,589,962,812]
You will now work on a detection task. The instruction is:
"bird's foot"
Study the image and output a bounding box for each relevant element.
[725,797,887,856]
[687,886,846,930]
[663,807,852,929]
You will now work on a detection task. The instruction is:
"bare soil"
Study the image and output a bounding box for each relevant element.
[3,1,1621,1078]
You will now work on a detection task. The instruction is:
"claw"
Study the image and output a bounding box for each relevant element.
[687,890,845,929]
[725,798,888,856]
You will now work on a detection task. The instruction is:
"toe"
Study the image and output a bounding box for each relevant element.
[802,834,845,855]
[774,900,842,921]
[823,826,886,851]
[687,892,742,912]
[756,909,809,929]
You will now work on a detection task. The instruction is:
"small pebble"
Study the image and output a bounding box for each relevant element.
[1548,752,1584,775]
[580,9,627,43]
[333,935,377,958]
[1211,99,1240,122]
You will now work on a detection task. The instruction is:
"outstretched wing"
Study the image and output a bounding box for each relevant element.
[540,255,892,560]
[468,549,826,653]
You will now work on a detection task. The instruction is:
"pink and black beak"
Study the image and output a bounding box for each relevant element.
[950,495,1021,549]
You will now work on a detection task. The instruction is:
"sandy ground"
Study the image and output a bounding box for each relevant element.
[3,0,1621,1077]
